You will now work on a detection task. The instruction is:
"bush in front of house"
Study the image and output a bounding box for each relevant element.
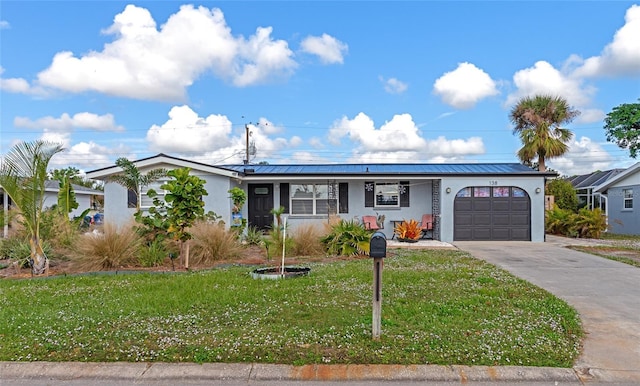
[546,178,578,212]
[188,220,244,264]
[70,223,143,271]
[321,219,371,256]
[546,206,608,238]
[290,223,325,256]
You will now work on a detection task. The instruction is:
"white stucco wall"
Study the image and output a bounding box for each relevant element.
[439,176,547,242]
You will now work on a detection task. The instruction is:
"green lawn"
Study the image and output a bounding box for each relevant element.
[0,249,582,367]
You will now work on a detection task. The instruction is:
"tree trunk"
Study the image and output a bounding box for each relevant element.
[538,157,546,172]
[29,237,49,276]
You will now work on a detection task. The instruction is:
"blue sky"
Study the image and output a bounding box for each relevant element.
[1,1,639,176]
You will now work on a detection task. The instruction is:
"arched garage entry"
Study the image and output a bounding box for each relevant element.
[454,186,530,241]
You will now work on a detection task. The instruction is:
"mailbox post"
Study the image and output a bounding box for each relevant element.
[369,231,386,339]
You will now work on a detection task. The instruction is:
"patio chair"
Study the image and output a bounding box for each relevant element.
[420,214,433,239]
[362,215,380,230]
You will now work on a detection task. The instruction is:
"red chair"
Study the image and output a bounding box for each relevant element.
[362,215,380,230]
[420,214,433,239]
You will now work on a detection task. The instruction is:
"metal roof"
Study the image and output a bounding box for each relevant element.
[220,163,551,176]
[566,169,625,189]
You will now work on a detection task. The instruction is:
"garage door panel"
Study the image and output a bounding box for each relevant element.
[512,200,530,211]
[511,214,530,225]
[455,213,473,226]
[473,228,491,240]
[492,228,511,240]
[473,200,491,211]
[473,214,491,225]
[492,200,510,211]
[455,228,472,240]
[511,228,530,240]
[455,200,472,211]
[493,214,511,225]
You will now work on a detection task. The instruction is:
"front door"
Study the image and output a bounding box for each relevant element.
[248,184,274,230]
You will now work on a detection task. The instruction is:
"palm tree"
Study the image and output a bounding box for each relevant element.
[510,95,580,172]
[0,140,65,275]
[107,157,167,211]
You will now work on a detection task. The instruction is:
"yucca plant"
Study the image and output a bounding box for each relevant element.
[394,219,422,241]
[321,219,370,256]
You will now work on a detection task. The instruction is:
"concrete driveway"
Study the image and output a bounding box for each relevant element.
[454,237,640,383]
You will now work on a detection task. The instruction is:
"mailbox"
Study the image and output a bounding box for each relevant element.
[370,231,387,258]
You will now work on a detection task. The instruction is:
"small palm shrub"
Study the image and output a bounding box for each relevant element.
[545,206,576,236]
[394,219,422,241]
[572,207,608,239]
[71,223,142,271]
[188,221,243,264]
[290,223,325,256]
[321,219,371,256]
[264,223,295,259]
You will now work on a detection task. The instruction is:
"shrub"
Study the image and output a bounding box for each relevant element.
[545,206,576,236]
[0,236,53,268]
[138,240,168,267]
[394,219,422,241]
[546,179,578,212]
[571,207,608,239]
[264,223,295,260]
[290,223,325,256]
[244,226,264,246]
[188,221,243,264]
[70,223,142,271]
[321,219,370,256]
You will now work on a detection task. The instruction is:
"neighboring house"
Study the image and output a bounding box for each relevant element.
[594,162,640,235]
[87,154,554,242]
[1,181,104,238]
[566,168,625,210]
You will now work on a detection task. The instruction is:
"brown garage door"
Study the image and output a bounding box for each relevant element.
[454,186,530,241]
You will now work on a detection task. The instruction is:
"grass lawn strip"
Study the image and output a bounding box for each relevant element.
[0,249,582,367]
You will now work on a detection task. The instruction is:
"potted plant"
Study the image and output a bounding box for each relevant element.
[394,219,421,242]
[228,187,247,228]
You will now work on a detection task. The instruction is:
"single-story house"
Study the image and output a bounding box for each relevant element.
[594,162,640,235]
[87,154,554,242]
[1,181,104,238]
[566,168,625,210]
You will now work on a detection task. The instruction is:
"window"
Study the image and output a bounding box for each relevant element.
[623,188,633,209]
[493,187,510,197]
[375,182,399,207]
[141,180,168,209]
[365,181,409,208]
[127,189,137,208]
[290,183,336,215]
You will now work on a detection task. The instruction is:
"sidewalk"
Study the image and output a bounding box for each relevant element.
[0,361,583,383]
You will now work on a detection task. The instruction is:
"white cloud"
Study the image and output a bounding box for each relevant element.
[0,66,47,96]
[0,20,9,29]
[328,112,485,162]
[300,33,348,64]
[146,105,234,153]
[433,62,499,109]
[548,136,613,176]
[573,4,640,77]
[380,77,408,94]
[577,108,606,124]
[14,112,124,132]
[35,4,297,101]
[308,137,324,149]
[146,106,299,163]
[505,60,596,108]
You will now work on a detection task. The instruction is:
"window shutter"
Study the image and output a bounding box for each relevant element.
[339,183,349,213]
[364,181,374,208]
[280,183,290,213]
[400,181,410,207]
